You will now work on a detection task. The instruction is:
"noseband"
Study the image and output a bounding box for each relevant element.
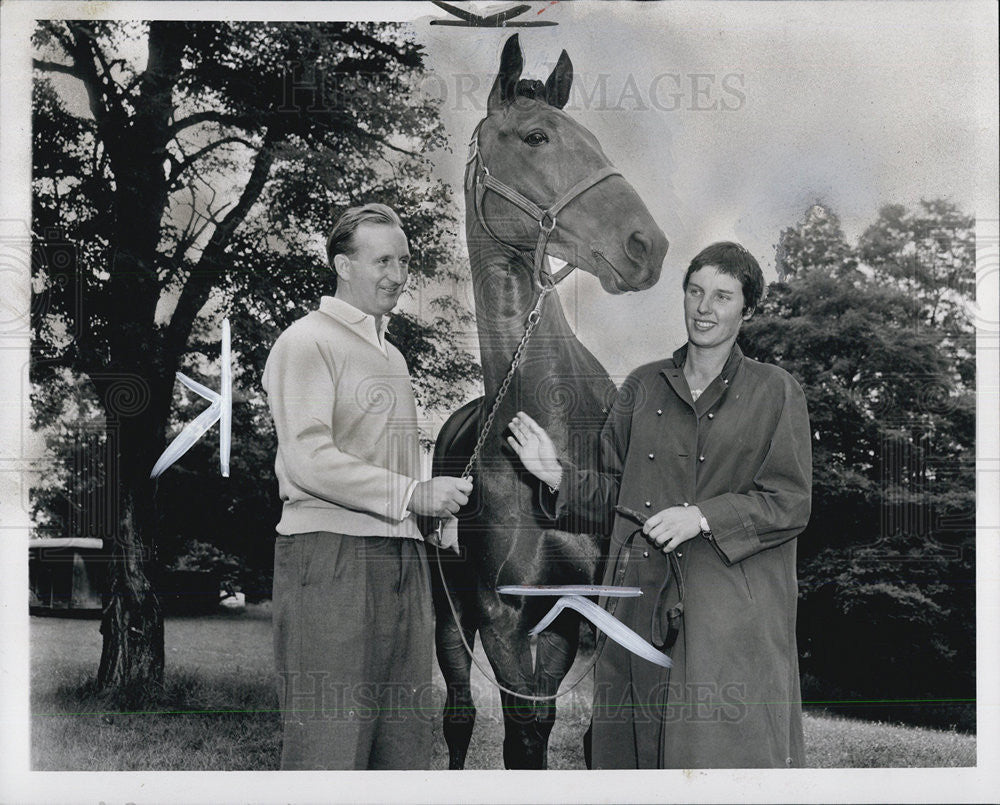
[466,120,622,289]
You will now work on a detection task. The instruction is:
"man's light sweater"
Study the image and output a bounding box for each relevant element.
[262,296,422,540]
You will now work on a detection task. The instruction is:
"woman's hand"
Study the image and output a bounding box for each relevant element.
[506,412,562,489]
[643,505,703,554]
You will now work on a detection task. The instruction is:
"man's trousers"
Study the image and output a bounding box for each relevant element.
[272,532,433,770]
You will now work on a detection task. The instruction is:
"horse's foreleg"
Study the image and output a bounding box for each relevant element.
[479,626,544,770]
[435,613,477,770]
[533,617,581,769]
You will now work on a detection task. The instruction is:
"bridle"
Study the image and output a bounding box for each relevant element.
[465,119,623,290]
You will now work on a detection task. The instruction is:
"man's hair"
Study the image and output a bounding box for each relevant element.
[682,241,765,315]
[325,203,404,291]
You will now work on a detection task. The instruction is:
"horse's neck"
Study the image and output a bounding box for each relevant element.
[466,218,612,411]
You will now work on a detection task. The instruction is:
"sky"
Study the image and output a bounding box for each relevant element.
[412,0,996,376]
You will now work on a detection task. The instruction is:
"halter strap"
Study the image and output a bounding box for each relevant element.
[467,122,622,289]
[548,165,621,217]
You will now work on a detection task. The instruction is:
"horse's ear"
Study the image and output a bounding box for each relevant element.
[544,49,573,109]
[487,34,523,112]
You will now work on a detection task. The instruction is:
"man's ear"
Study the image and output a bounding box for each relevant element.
[742,308,754,321]
[333,253,351,283]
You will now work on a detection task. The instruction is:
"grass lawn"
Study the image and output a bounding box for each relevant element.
[30,605,976,771]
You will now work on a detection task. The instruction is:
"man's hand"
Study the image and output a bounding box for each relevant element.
[409,476,473,518]
[506,412,562,489]
[643,505,703,554]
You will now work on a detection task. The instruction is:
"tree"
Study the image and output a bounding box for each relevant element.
[31,21,478,699]
[858,199,975,333]
[776,203,858,281]
[741,201,975,729]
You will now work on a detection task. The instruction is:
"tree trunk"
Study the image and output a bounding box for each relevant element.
[97,484,166,695]
[90,21,184,698]
[95,373,172,697]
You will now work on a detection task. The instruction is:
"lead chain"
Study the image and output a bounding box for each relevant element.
[461,284,553,480]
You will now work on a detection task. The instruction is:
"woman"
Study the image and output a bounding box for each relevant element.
[508,242,812,769]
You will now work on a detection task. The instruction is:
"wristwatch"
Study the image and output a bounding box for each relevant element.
[699,514,712,538]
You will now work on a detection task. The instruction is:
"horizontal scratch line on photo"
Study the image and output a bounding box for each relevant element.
[31,696,977,719]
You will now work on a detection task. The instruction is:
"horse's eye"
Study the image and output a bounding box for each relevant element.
[524,131,549,147]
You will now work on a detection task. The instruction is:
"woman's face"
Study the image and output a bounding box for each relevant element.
[683,265,750,351]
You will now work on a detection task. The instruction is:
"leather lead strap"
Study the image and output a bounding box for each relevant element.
[613,505,686,652]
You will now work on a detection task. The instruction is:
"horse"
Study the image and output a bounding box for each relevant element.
[429,34,669,770]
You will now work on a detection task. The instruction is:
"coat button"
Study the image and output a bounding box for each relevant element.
[648,452,655,460]
[642,550,649,558]
[699,455,705,462]
[656,409,663,416]
[707,412,714,419]
[645,500,652,508]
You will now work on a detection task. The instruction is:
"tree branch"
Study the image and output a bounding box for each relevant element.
[348,29,422,69]
[164,132,277,357]
[38,20,77,59]
[172,186,202,263]
[167,136,257,191]
[33,59,85,79]
[171,161,229,263]
[167,111,257,138]
[353,126,419,157]
[46,25,111,130]
[66,22,130,129]
[80,26,128,109]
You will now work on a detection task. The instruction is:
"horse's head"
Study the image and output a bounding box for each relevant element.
[468,34,667,293]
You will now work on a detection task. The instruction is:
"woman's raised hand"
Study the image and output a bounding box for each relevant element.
[507,412,562,490]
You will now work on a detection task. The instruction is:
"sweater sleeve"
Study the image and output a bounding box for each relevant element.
[696,373,812,565]
[263,327,417,522]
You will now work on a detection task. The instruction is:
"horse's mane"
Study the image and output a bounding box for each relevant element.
[513,79,549,103]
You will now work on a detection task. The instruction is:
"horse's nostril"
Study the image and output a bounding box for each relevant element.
[626,230,652,263]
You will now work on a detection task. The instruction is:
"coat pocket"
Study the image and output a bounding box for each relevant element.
[737,561,754,601]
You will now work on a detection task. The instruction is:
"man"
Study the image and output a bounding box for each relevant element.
[262,203,472,770]
[508,242,812,768]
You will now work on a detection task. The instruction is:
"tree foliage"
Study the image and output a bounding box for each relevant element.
[741,200,976,730]
[30,20,478,695]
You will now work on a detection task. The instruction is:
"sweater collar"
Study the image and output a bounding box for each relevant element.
[319,295,389,353]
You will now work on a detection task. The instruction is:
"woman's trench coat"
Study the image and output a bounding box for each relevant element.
[549,344,812,769]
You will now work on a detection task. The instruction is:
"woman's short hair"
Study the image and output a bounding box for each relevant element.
[325,203,403,289]
[682,241,765,314]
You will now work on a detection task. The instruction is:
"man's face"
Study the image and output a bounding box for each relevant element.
[337,223,411,317]
[683,265,750,351]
